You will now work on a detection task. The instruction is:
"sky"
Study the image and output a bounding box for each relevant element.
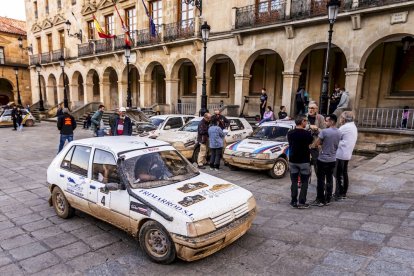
[0,0,26,21]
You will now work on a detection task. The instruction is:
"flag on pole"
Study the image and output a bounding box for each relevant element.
[141,0,157,37]
[93,15,115,39]
[112,0,132,46]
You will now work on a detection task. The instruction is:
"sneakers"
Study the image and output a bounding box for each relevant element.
[290,202,298,208]
[214,168,219,171]
[209,167,214,171]
[310,199,325,207]
[325,199,331,206]
[297,203,310,209]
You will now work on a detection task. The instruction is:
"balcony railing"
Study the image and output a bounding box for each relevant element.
[358,0,408,8]
[357,108,414,130]
[175,103,196,115]
[236,0,287,29]
[136,29,161,47]
[52,49,64,62]
[41,52,51,64]
[95,39,113,54]
[29,54,39,65]
[78,42,95,57]
[164,19,195,42]
[114,34,136,51]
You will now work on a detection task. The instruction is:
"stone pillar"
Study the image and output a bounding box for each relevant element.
[139,80,153,107]
[70,84,79,108]
[234,74,251,115]
[118,81,126,108]
[100,82,106,106]
[231,8,237,29]
[285,0,292,18]
[46,85,55,107]
[165,78,179,113]
[57,85,64,104]
[281,71,301,116]
[84,83,93,105]
[344,67,366,111]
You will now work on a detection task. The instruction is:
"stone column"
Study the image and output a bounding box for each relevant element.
[285,0,292,18]
[70,84,79,108]
[165,78,180,113]
[281,71,301,116]
[57,85,64,104]
[139,80,153,107]
[234,74,251,115]
[84,83,93,105]
[46,85,55,107]
[344,67,366,111]
[100,82,107,106]
[117,81,126,108]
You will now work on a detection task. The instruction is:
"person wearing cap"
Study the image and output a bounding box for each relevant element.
[111,107,133,136]
[57,108,77,153]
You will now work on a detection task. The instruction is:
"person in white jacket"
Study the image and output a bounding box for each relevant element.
[334,111,358,200]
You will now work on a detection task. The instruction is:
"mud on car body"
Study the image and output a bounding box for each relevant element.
[156,117,253,162]
[47,136,256,264]
[223,120,296,179]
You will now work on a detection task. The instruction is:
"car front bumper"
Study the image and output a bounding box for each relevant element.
[171,208,256,262]
[223,153,274,170]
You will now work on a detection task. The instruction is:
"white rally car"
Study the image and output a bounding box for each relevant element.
[156,117,253,161]
[47,137,256,264]
[138,115,196,139]
[223,120,296,179]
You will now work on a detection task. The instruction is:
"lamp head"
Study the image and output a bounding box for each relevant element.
[14,67,18,75]
[59,55,65,68]
[65,20,71,32]
[327,0,341,24]
[35,63,41,73]
[124,44,131,59]
[201,21,211,43]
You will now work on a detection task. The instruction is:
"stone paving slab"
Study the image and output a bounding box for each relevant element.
[0,123,413,275]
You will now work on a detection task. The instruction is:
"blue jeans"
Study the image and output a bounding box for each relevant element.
[58,134,73,153]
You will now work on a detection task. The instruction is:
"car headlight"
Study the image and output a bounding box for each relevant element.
[184,140,196,148]
[186,218,216,237]
[255,153,270,159]
[247,196,256,211]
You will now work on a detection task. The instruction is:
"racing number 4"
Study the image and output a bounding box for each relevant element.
[101,196,105,206]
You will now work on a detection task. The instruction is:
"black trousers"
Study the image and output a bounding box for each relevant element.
[209,147,222,169]
[310,148,319,175]
[12,118,17,130]
[316,160,336,203]
[335,159,349,196]
[260,106,266,119]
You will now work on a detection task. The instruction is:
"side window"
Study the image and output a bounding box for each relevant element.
[229,119,245,131]
[184,116,194,124]
[3,110,11,116]
[165,117,183,129]
[92,149,120,184]
[61,146,91,177]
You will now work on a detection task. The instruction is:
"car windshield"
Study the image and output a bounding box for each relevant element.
[249,126,289,141]
[179,120,200,132]
[124,150,199,189]
[149,118,165,127]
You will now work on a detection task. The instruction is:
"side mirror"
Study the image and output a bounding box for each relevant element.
[164,125,171,130]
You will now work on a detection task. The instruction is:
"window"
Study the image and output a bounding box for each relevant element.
[150,0,162,33]
[211,60,231,96]
[257,0,282,12]
[45,0,49,14]
[125,7,137,35]
[36,37,42,54]
[105,14,115,36]
[92,149,119,184]
[249,56,266,95]
[87,20,95,40]
[0,47,4,64]
[72,0,76,5]
[57,0,62,9]
[180,1,193,28]
[58,30,65,49]
[229,119,245,131]
[34,2,38,19]
[165,117,183,130]
[61,146,91,177]
[47,34,52,52]
[391,44,414,95]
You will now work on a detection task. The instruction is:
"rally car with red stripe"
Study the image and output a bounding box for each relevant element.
[223,120,295,179]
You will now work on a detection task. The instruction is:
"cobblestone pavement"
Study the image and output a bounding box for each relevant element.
[0,122,413,275]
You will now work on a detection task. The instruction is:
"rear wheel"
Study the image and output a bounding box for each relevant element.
[139,221,176,264]
[51,187,75,219]
[25,119,34,127]
[269,158,288,179]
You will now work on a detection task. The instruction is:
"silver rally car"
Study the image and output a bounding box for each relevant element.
[223,120,296,179]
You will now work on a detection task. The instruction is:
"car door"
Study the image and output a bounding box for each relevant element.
[59,145,92,212]
[88,149,130,231]
[227,119,246,143]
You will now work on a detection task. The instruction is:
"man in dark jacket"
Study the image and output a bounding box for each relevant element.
[108,108,119,135]
[57,108,77,153]
[212,108,230,130]
[111,107,133,136]
[197,113,211,169]
[91,105,105,136]
[11,105,18,131]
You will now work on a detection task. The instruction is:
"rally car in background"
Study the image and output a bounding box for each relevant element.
[0,108,36,127]
[156,117,253,161]
[223,120,296,179]
[47,137,256,264]
[137,115,195,139]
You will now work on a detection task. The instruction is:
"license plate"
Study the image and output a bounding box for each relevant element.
[233,157,250,164]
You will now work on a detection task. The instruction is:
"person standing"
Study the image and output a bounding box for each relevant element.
[208,119,225,171]
[334,89,350,117]
[288,115,314,209]
[212,108,230,130]
[108,108,119,135]
[401,106,410,129]
[311,114,341,207]
[307,102,325,175]
[91,105,105,137]
[196,113,211,169]
[11,105,18,131]
[57,108,77,153]
[16,107,23,131]
[334,111,358,200]
[329,87,341,114]
[56,104,64,118]
[111,107,133,136]
[259,88,268,119]
[295,87,306,115]
[83,114,92,129]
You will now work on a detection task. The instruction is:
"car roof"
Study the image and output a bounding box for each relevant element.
[261,120,296,128]
[71,136,170,153]
[191,116,246,121]
[151,114,194,120]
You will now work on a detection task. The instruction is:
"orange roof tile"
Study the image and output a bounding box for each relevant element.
[0,16,26,36]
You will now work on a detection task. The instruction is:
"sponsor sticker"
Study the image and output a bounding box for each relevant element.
[199,184,238,198]
[66,176,86,198]
[177,182,208,193]
[178,195,206,207]
[130,202,152,217]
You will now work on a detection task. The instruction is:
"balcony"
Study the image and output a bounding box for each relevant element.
[95,39,113,54]
[358,0,408,9]
[136,29,162,47]
[164,19,195,42]
[236,0,287,29]
[29,55,39,65]
[114,34,136,51]
[78,42,94,57]
[41,52,51,64]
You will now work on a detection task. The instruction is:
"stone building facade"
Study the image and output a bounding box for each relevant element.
[0,17,31,106]
[25,0,414,117]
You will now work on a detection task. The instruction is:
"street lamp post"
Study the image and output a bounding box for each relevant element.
[59,56,69,108]
[199,21,211,117]
[319,0,340,116]
[14,67,22,106]
[35,63,45,111]
[124,45,132,108]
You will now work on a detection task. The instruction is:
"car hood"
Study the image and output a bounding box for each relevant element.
[228,139,287,153]
[157,131,196,144]
[131,172,253,222]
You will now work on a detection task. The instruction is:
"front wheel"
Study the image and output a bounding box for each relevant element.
[139,221,176,264]
[51,187,75,219]
[269,158,288,179]
[25,119,34,127]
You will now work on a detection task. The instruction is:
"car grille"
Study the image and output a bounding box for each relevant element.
[211,203,249,229]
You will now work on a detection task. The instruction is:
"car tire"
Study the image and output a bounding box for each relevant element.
[226,163,239,171]
[25,119,34,127]
[192,146,200,163]
[139,221,176,264]
[269,158,288,179]
[51,187,75,219]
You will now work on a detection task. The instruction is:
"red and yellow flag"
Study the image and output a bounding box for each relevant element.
[93,15,115,39]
